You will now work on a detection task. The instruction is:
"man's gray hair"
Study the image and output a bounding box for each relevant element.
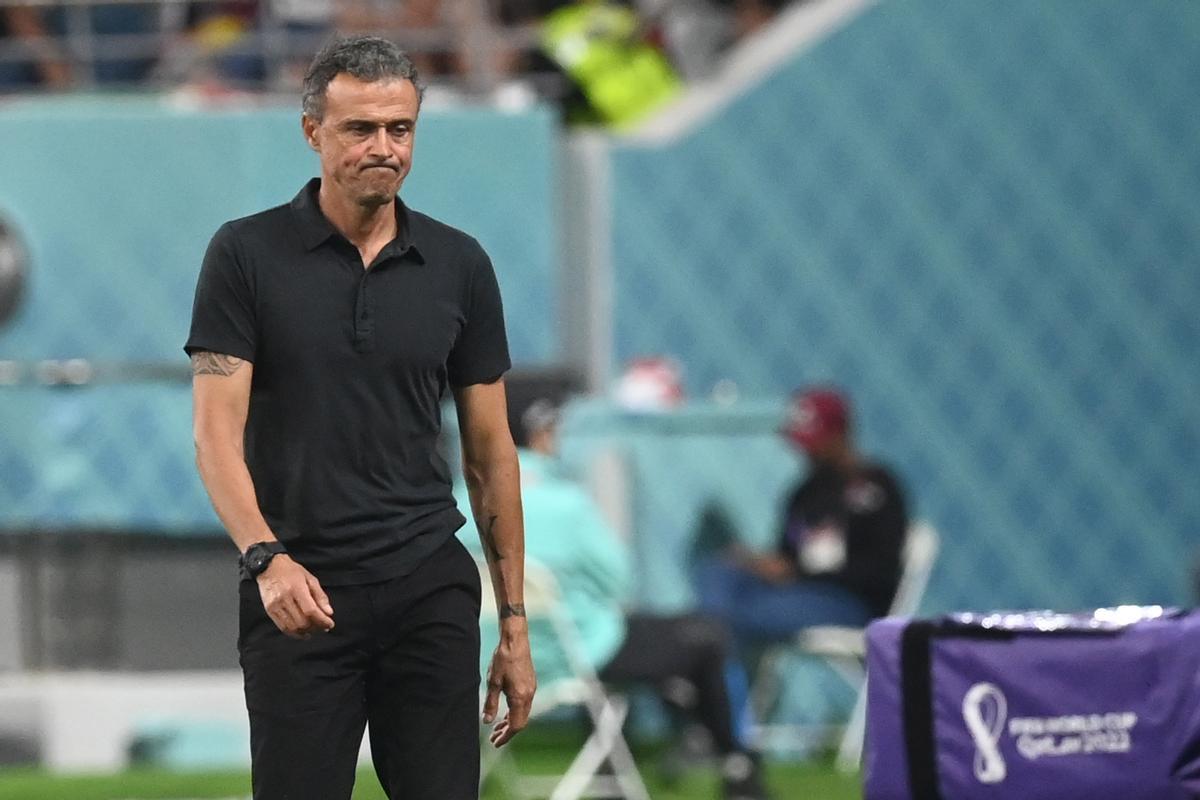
[302,35,424,120]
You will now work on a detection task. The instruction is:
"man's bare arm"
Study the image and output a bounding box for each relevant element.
[454,378,534,746]
[455,380,526,620]
[191,351,333,638]
[191,352,249,378]
[476,511,525,619]
[191,352,271,549]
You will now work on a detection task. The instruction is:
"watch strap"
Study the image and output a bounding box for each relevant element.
[239,540,288,580]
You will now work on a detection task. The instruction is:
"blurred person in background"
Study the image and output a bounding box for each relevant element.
[0,4,71,90]
[168,0,333,94]
[695,387,909,644]
[268,0,336,85]
[337,0,479,85]
[164,2,266,92]
[475,0,681,125]
[186,35,534,799]
[461,392,772,800]
[180,0,335,90]
[716,0,792,41]
[86,1,161,84]
[538,0,680,127]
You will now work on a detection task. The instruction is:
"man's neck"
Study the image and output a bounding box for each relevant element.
[318,181,397,254]
[833,446,861,475]
[813,445,859,476]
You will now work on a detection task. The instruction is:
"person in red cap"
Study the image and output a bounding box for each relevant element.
[694,386,909,646]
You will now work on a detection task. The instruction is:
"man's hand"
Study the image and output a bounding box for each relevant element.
[255,554,335,639]
[743,553,797,585]
[482,622,536,747]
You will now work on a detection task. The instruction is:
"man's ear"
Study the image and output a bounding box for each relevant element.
[301,114,320,152]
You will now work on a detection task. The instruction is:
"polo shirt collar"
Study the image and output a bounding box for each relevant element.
[290,177,425,263]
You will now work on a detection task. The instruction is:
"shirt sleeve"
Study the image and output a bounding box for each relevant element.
[184,222,257,362]
[447,243,511,386]
[840,469,909,600]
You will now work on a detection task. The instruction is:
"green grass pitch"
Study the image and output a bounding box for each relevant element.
[0,732,862,799]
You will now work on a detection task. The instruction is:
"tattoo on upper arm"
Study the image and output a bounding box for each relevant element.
[500,603,526,619]
[191,352,245,377]
[481,514,503,561]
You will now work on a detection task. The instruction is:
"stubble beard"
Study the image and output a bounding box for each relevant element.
[356,189,393,209]
[355,170,403,209]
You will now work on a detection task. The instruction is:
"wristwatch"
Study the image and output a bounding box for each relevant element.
[239,541,288,580]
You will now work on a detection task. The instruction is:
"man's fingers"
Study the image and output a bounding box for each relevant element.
[257,563,332,638]
[295,587,335,632]
[489,717,511,747]
[269,600,305,639]
[489,689,533,747]
[505,695,532,734]
[491,713,529,747]
[509,700,531,726]
[305,573,335,617]
[482,682,501,724]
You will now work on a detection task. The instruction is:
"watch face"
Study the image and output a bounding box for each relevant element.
[250,553,266,571]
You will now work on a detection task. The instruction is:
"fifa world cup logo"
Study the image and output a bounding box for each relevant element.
[962,682,1008,784]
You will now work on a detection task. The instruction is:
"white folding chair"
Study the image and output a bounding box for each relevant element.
[751,521,940,772]
[477,558,651,800]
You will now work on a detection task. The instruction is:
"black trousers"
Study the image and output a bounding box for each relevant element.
[238,536,482,800]
[599,612,740,755]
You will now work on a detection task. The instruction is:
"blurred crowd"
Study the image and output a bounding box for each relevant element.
[0,0,804,123]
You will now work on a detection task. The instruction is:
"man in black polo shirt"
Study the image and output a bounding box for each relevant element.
[185,35,534,800]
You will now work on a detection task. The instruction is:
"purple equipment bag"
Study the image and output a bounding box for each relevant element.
[864,607,1200,800]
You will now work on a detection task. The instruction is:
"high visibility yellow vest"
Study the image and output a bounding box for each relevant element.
[541,2,681,128]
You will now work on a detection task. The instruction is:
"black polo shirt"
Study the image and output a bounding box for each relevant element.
[186,178,510,585]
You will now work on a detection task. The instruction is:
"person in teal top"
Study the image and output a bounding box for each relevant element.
[460,425,631,685]
[459,394,771,800]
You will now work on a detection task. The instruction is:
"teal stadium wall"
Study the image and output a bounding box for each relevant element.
[3,0,1199,620]
[606,1,1200,613]
[0,100,558,530]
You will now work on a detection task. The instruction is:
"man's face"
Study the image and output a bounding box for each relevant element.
[302,73,420,208]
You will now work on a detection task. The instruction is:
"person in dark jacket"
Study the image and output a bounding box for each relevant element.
[695,387,909,641]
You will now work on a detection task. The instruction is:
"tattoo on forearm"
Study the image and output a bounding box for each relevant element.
[191,352,245,377]
[481,514,503,561]
[500,603,526,619]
